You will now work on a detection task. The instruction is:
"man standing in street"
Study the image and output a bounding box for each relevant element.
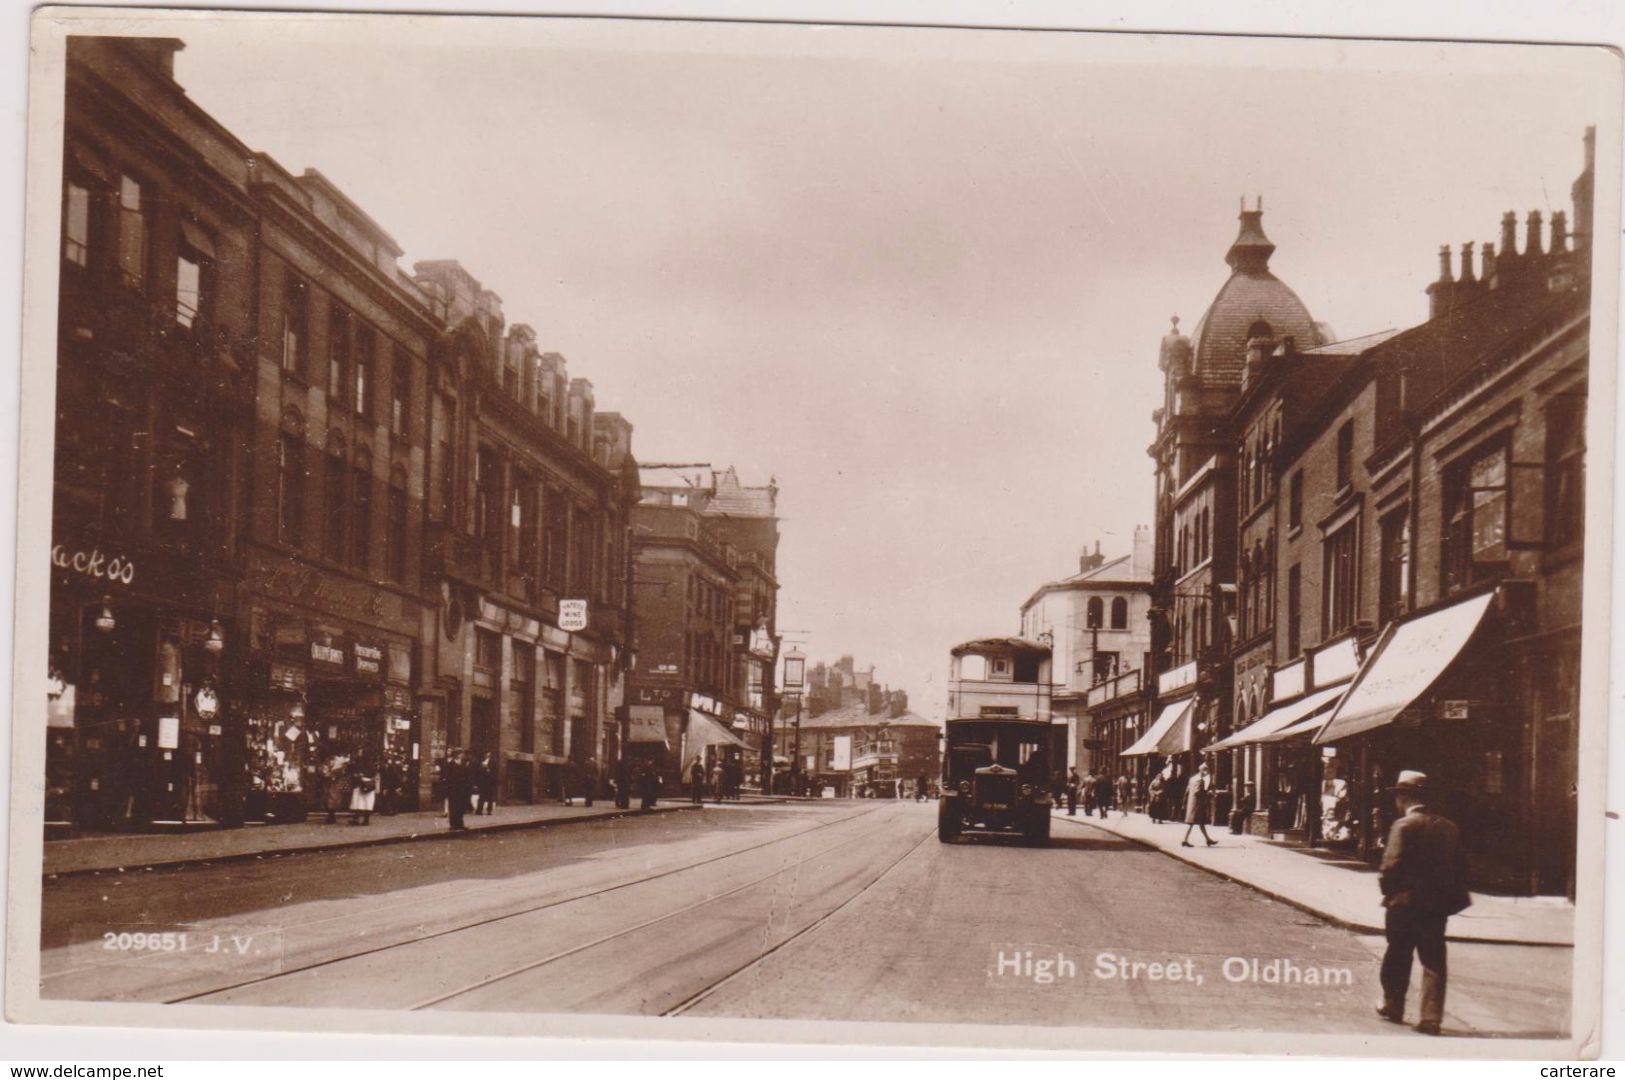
[581,755,599,807]
[689,755,706,805]
[445,750,471,832]
[1375,770,1470,1036]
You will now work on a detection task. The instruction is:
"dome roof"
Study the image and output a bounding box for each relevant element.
[1189,204,1324,384]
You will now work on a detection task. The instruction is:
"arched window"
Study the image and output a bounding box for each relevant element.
[1110,596,1128,630]
[1086,597,1104,629]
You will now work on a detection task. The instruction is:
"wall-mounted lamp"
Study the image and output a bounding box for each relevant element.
[204,619,225,654]
[94,597,116,633]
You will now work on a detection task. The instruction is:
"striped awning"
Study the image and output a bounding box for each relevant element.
[1205,684,1348,752]
[1122,698,1195,757]
[1315,592,1495,744]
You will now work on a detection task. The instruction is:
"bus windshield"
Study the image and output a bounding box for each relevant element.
[944,722,1050,783]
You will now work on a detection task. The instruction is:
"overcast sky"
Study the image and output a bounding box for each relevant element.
[135,13,1611,716]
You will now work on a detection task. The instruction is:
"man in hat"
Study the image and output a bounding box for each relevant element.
[1375,770,1470,1036]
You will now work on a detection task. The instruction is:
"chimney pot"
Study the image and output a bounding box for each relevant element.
[1458,242,1476,283]
[1501,211,1519,258]
[1551,210,1569,253]
[1481,240,1496,281]
[1526,210,1545,257]
[1436,245,1454,282]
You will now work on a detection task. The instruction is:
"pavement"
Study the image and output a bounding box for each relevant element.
[41,798,721,877]
[36,800,1570,1043]
[1052,807,1574,947]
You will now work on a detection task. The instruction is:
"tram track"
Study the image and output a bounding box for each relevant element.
[403,814,934,1012]
[156,803,890,1006]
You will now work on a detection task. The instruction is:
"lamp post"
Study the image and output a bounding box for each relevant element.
[782,646,805,795]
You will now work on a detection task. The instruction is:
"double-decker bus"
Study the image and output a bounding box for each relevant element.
[938,637,1054,845]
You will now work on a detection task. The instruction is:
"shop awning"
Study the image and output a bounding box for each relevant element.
[626,705,669,747]
[1122,698,1195,757]
[687,709,748,751]
[1314,591,1496,745]
[1206,684,1348,752]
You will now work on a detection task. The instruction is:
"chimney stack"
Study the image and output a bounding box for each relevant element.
[1551,210,1569,254]
[1573,126,1595,248]
[1526,210,1545,257]
[1501,211,1519,258]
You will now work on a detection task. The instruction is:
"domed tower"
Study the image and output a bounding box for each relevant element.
[1144,198,1325,770]
[1188,198,1326,386]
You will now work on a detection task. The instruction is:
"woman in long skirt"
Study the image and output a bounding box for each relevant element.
[1181,761,1217,847]
[349,761,376,825]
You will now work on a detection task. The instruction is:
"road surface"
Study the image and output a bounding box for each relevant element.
[40,800,1569,1038]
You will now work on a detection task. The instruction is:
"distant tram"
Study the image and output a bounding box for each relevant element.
[938,637,1054,846]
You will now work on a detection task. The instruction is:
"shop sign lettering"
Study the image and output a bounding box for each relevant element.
[311,642,346,666]
[354,643,383,675]
[52,544,136,586]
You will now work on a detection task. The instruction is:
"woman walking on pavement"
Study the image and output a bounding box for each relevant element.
[1147,769,1166,824]
[1181,761,1218,847]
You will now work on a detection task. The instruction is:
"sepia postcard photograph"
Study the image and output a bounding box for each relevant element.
[6,3,1622,1059]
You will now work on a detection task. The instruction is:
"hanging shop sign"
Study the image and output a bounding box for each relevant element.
[384,686,412,711]
[157,715,181,750]
[353,642,384,677]
[194,686,219,720]
[51,543,136,586]
[559,599,589,632]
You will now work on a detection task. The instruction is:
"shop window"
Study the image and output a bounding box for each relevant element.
[1379,510,1410,626]
[116,175,147,290]
[1442,441,1509,593]
[281,274,309,375]
[1322,518,1359,638]
[152,419,209,547]
[354,324,376,419]
[1335,420,1355,490]
[323,437,347,563]
[541,651,565,755]
[387,467,408,583]
[1288,471,1303,530]
[512,642,536,754]
[352,450,373,570]
[1547,395,1585,550]
[1111,596,1128,630]
[1086,597,1103,629]
[64,179,91,268]
[391,347,411,438]
[1286,564,1301,656]
[327,304,351,404]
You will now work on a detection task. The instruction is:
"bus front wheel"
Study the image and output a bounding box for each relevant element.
[938,799,961,842]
